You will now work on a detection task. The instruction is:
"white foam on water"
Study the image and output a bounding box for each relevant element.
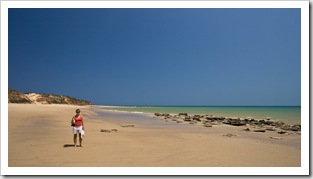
[131,111,144,114]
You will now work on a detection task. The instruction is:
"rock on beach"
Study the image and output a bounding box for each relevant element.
[153,113,301,133]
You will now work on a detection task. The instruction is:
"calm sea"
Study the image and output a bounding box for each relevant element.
[96,106,301,125]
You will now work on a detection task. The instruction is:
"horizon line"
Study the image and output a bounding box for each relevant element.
[94,104,301,107]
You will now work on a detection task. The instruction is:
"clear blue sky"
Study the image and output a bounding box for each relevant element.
[8,8,301,106]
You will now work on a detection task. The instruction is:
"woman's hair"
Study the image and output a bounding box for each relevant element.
[76,109,80,113]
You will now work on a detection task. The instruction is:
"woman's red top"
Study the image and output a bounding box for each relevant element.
[74,115,83,126]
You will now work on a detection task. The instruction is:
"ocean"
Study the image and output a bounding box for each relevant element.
[96,106,301,125]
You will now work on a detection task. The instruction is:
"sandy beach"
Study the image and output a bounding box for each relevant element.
[8,103,300,168]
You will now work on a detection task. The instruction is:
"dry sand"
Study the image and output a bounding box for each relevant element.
[8,104,300,168]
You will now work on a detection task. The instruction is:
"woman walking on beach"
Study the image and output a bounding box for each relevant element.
[71,109,84,147]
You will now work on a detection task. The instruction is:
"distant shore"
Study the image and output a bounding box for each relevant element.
[8,103,300,169]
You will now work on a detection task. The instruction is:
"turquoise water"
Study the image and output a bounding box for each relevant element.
[97,106,301,125]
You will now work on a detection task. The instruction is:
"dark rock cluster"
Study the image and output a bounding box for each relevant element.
[154,113,301,133]
[100,129,118,133]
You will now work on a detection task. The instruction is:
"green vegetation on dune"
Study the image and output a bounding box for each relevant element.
[9,89,92,105]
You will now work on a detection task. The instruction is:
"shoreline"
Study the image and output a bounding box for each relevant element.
[8,103,301,168]
[94,105,301,126]
[95,106,301,149]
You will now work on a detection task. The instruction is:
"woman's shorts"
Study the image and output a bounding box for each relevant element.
[73,126,83,134]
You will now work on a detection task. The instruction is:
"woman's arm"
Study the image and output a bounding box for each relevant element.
[82,116,84,130]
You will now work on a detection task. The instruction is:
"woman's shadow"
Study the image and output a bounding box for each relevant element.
[63,144,76,148]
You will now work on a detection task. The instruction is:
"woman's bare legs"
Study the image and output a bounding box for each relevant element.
[79,133,83,147]
[73,134,77,147]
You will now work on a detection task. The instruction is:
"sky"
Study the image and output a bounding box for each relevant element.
[8,8,301,106]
